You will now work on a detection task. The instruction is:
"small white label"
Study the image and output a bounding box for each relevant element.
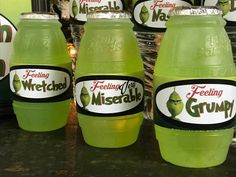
[75,77,144,115]
[10,68,71,99]
[133,0,192,29]
[70,0,124,22]
[0,14,17,80]
[155,81,236,125]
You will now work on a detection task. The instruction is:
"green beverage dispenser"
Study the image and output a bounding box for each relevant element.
[75,11,144,148]
[153,6,236,168]
[10,13,72,131]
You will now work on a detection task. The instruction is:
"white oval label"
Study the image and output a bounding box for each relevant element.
[155,80,236,126]
[70,0,124,22]
[132,0,192,30]
[0,14,17,80]
[10,66,72,100]
[75,76,144,116]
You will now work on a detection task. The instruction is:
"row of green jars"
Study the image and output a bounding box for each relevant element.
[1,0,236,169]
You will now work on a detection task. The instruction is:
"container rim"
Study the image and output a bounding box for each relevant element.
[87,11,131,19]
[20,12,59,20]
[169,6,222,16]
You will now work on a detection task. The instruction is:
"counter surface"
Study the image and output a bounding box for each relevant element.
[0,105,235,177]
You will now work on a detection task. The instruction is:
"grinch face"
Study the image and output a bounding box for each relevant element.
[72,0,78,17]
[218,0,231,15]
[13,73,21,94]
[139,3,149,24]
[80,85,91,109]
[166,89,184,118]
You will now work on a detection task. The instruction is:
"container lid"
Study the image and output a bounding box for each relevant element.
[169,6,222,16]
[87,11,131,19]
[20,12,59,20]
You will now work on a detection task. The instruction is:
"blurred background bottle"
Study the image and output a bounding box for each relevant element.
[132,0,193,119]
[0,0,31,117]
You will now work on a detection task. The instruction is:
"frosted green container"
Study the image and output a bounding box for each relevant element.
[75,11,144,148]
[153,7,236,168]
[10,13,72,131]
